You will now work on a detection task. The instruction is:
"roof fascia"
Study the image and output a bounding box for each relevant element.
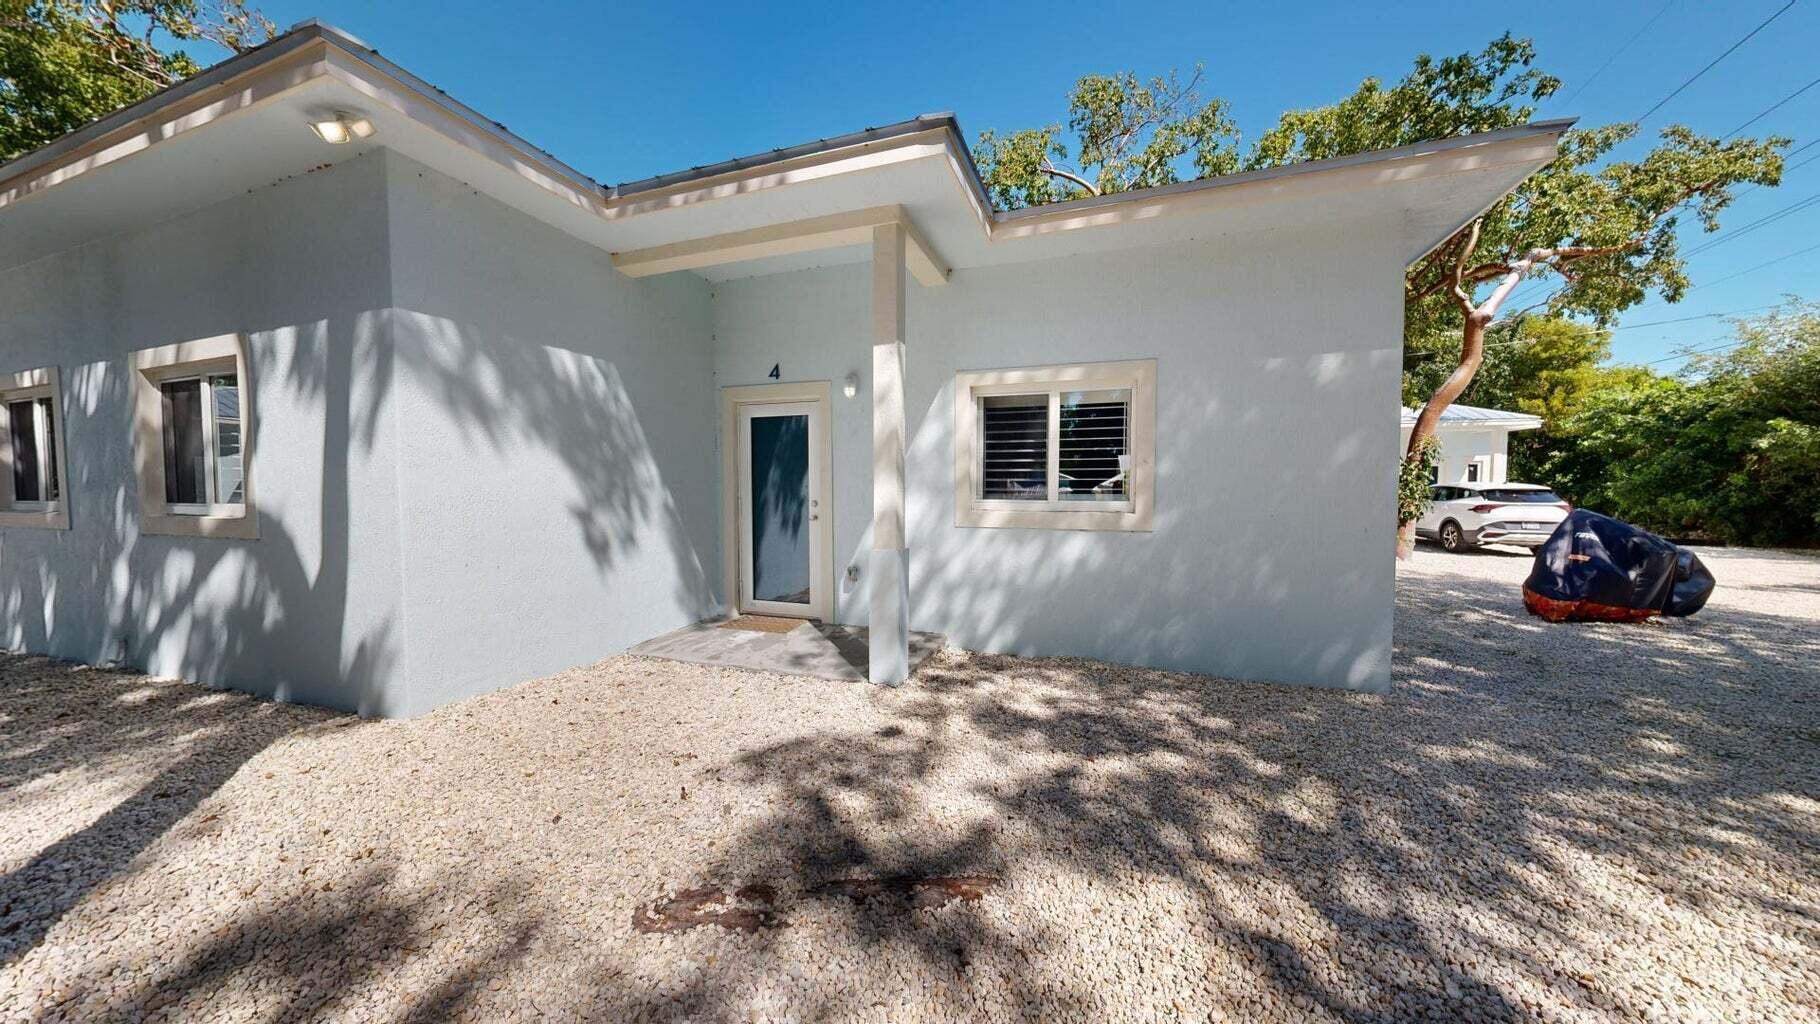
[988,121,1572,242]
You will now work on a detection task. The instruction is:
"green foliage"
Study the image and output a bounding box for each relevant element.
[1397,434,1441,527]
[1533,302,1820,546]
[1246,34,1558,170]
[1,0,271,161]
[974,66,1239,209]
[976,36,1785,349]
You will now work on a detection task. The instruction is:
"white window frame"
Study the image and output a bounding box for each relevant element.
[953,358,1155,532]
[0,366,71,531]
[156,371,243,515]
[129,334,257,540]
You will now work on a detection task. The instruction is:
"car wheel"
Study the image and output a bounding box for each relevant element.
[1440,520,1468,552]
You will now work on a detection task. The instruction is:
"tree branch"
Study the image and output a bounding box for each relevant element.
[1039,162,1101,197]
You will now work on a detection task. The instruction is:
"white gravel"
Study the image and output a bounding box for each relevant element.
[2,545,1816,1023]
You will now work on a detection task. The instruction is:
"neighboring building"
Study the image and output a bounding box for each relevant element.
[0,22,1569,713]
[1400,404,1544,485]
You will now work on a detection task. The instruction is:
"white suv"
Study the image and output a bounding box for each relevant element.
[1416,482,1571,552]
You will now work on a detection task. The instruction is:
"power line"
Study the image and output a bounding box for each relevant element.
[1787,148,1820,174]
[1682,191,1820,256]
[1724,73,1820,138]
[1554,0,1678,111]
[1642,339,1741,365]
[1609,304,1782,329]
[1693,239,1820,286]
[1635,0,1798,124]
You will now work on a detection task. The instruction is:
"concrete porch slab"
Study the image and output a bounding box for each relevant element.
[628,619,945,683]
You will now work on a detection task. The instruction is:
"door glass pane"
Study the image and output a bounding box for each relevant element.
[211,374,244,503]
[161,379,206,505]
[749,413,810,605]
[8,400,39,503]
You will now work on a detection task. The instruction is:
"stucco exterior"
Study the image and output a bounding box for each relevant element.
[1399,418,1540,485]
[1,21,1564,711]
[0,154,408,712]
[712,221,1404,692]
[0,151,724,716]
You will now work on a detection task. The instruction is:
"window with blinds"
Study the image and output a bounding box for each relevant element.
[976,388,1132,506]
[980,395,1049,500]
[955,359,1154,532]
[1059,389,1129,503]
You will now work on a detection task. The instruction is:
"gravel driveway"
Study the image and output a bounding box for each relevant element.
[2,546,1816,1023]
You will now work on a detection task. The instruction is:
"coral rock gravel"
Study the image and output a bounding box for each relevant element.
[1,546,1816,1022]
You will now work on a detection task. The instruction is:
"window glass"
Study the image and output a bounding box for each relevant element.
[39,398,57,501]
[8,400,40,503]
[1465,461,1482,482]
[1480,489,1563,503]
[1058,389,1130,503]
[980,395,1047,500]
[161,378,206,505]
[211,374,244,504]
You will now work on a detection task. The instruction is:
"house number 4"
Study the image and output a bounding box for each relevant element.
[767,363,780,380]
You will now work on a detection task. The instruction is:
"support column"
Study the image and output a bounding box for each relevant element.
[869,221,910,685]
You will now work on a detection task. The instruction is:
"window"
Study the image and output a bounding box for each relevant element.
[1479,488,1564,504]
[1464,460,1482,482]
[130,335,256,539]
[159,373,243,511]
[953,359,1155,531]
[0,367,69,530]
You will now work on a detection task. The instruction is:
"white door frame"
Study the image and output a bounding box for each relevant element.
[720,381,833,621]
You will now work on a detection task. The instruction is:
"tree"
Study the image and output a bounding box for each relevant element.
[1,0,272,161]
[973,66,1240,209]
[974,36,1788,552]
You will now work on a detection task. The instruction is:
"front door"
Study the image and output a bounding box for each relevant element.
[731,392,831,619]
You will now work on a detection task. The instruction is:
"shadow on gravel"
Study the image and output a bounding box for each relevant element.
[0,657,345,971]
[635,563,1819,1021]
[4,558,1816,1022]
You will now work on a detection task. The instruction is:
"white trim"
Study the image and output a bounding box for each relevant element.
[128,334,257,540]
[612,204,950,287]
[0,366,70,530]
[720,381,834,621]
[953,359,1156,532]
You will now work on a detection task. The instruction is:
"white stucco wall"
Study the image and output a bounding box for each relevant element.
[380,153,721,715]
[0,153,409,712]
[1400,426,1512,483]
[0,150,722,716]
[712,224,1404,692]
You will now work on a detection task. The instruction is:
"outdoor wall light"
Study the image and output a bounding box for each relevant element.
[843,372,860,399]
[308,112,376,145]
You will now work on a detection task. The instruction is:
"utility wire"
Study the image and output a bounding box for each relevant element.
[1635,0,1798,124]
[1609,304,1782,329]
[1693,238,1820,285]
[1682,191,1820,256]
[1554,0,1677,111]
[1723,74,1820,138]
[1642,339,1741,365]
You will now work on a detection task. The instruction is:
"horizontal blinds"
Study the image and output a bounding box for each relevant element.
[980,396,1048,500]
[1059,393,1129,500]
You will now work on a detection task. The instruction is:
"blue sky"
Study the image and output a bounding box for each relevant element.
[237,0,1817,368]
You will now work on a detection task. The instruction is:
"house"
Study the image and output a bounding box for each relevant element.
[1399,404,1545,484]
[0,21,1569,714]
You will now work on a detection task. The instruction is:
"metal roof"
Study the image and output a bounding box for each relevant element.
[1400,404,1544,428]
[0,17,1572,230]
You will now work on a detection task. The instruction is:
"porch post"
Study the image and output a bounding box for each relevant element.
[869,221,911,684]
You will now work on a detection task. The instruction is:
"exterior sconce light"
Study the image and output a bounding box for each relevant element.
[843,372,860,399]
[308,112,376,145]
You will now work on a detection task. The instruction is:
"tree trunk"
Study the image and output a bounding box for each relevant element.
[1396,311,1489,558]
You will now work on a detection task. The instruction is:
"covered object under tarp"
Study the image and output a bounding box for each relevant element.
[1522,510,1715,622]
